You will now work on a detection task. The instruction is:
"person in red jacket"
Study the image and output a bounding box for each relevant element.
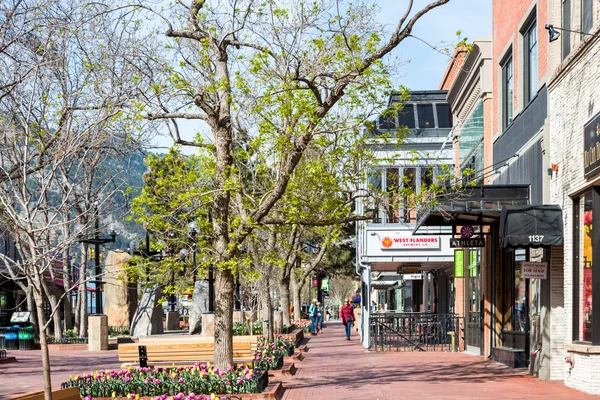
[340,299,356,340]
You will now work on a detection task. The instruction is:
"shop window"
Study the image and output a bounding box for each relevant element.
[523,19,538,103]
[417,104,435,129]
[579,192,593,341]
[562,0,571,60]
[397,104,415,129]
[582,0,594,34]
[514,249,528,332]
[436,104,453,128]
[502,54,514,131]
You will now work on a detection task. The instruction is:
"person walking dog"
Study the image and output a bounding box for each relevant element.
[309,299,318,334]
[340,299,356,340]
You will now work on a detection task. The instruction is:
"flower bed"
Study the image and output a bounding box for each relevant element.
[252,337,288,371]
[290,319,310,333]
[61,364,268,399]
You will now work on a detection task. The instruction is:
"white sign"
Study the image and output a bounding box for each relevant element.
[402,273,423,280]
[380,236,440,250]
[521,262,547,279]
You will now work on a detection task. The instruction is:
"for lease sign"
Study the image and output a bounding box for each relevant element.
[380,236,440,250]
[521,262,547,280]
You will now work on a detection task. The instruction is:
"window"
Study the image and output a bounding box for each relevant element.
[417,104,435,128]
[436,104,453,128]
[502,55,514,130]
[579,192,593,342]
[378,114,396,130]
[524,20,538,103]
[397,104,415,129]
[582,0,594,34]
[562,0,571,59]
[385,168,399,223]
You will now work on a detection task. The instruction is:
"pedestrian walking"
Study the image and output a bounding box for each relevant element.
[340,299,355,340]
[309,299,318,334]
[316,302,324,333]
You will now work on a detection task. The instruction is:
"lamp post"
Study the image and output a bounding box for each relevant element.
[77,205,117,315]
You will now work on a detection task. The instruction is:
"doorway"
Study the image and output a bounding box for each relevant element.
[466,248,483,354]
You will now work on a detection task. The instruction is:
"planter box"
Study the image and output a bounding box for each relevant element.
[84,382,283,400]
[268,362,296,378]
[48,344,88,351]
[287,328,304,344]
[9,387,80,400]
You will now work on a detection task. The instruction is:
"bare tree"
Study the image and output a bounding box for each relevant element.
[0,2,152,398]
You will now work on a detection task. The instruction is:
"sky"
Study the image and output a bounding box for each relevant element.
[379,0,492,90]
[152,0,492,151]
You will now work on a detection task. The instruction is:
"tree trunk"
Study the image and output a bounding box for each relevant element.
[62,249,73,330]
[26,287,38,331]
[280,276,291,327]
[32,279,52,400]
[260,276,273,341]
[213,267,234,369]
[77,248,88,336]
[47,294,62,341]
[291,276,303,321]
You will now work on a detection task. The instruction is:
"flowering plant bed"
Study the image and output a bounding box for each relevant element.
[274,334,296,356]
[61,363,268,398]
[290,320,310,333]
[252,337,287,370]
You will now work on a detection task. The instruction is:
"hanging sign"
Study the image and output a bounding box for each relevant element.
[521,262,547,279]
[454,250,465,278]
[10,311,30,323]
[401,273,423,280]
[450,237,485,248]
[380,236,440,250]
[584,111,600,178]
[469,249,478,277]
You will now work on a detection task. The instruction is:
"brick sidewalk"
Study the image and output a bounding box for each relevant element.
[281,321,599,400]
[0,348,121,398]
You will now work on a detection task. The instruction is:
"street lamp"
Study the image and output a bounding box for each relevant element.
[76,206,117,315]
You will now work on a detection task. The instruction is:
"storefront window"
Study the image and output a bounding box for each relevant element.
[514,249,527,332]
[580,192,593,342]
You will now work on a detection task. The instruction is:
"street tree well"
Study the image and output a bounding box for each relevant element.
[117,0,451,368]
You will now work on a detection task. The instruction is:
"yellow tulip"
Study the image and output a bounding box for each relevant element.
[135,395,140,400]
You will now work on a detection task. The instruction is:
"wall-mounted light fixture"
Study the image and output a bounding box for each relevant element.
[545,24,600,43]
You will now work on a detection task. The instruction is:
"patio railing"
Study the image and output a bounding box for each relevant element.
[369,312,463,352]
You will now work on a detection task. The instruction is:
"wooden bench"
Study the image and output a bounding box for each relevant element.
[118,336,258,366]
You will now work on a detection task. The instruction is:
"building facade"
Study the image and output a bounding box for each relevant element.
[356,90,456,349]
[547,0,600,393]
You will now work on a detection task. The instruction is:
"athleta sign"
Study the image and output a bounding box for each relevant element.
[380,236,440,250]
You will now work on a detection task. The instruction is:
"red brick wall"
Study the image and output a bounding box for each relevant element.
[492,0,548,137]
[439,47,468,90]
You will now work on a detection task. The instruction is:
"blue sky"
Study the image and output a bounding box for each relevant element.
[152,0,492,150]
[379,0,492,90]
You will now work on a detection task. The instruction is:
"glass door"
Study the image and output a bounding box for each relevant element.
[466,249,483,354]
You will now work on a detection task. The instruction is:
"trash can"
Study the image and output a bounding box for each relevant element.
[18,326,35,350]
[5,326,18,350]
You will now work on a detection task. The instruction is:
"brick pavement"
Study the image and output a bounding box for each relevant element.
[281,321,600,400]
[0,348,121,399]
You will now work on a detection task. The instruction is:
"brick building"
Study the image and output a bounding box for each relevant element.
[547,0,600,394]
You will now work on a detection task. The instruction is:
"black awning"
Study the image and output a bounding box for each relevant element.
[500,205,563,248]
